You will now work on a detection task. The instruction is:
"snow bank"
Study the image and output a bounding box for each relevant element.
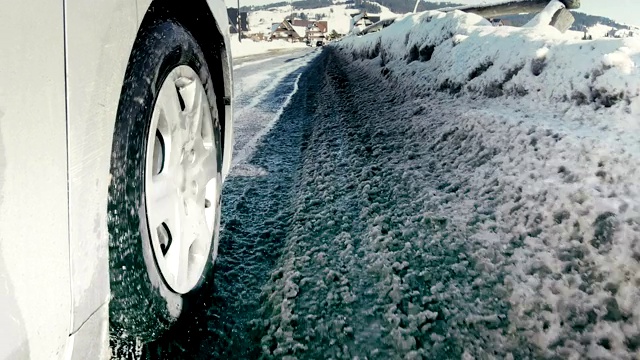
[334,10,640,113]
[230,35,308,59]
[523,0,565,29]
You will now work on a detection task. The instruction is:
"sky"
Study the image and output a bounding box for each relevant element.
[577,0,639,25]
[225,0,639,26]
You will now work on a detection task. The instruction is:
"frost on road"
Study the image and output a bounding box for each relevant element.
[144,31,640,360]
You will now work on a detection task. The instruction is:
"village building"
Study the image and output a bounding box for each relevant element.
[291,19,328,34]
[290,20,328,45]
[269,19,329,44]
[306,23,326,45]
[270,19,307,42]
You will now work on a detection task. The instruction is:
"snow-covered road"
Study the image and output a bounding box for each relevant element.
[138,41,640,359]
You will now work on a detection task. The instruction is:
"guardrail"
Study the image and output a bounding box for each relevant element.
[357,0,580,36]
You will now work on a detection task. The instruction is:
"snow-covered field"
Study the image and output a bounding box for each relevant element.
[570,23,639,40]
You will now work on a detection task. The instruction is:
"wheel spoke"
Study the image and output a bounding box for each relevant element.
[158,78,184,123]
[191,98,206,139]
[176,77,196,110]
[148,174,180,230]
[194,138,217,181]
[193,215,213,253]
[164,225,191,286]
[181,82,207,142]
[156,79,187,169]
[187,136,217,200]
[202,153,218,183]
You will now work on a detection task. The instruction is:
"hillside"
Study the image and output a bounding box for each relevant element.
[499,11,634,32]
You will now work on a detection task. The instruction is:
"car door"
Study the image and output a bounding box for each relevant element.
[64,0,138,346]
[0,1,72,359]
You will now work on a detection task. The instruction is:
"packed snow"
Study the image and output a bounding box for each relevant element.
[523,0,565,29]
[318,5,640,359]
[231,49,318,169]
[336,7,640,114]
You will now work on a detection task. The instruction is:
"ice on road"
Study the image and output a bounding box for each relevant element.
[230,49,317,174]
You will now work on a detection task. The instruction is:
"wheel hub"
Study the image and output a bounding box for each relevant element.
[144,65,218,294]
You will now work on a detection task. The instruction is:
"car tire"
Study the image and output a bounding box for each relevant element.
[108,19,222,342]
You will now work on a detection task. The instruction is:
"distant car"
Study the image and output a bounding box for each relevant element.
[0,1,233,359]
[316,40,324,47]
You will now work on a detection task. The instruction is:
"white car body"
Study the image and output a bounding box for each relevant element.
[0,1,233,358]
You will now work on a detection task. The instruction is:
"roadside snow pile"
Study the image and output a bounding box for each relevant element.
[302,8,640,359]
[230,35,308,59]
[335,9,640,113]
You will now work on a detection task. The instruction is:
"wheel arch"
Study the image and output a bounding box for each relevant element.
[136,0,233,175]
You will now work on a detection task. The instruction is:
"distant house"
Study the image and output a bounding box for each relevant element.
[227,8,249,34]
[350,11,380,33]
[270,19,306,42]
[306,23,327,45]
[289,19,328,44]
[292,19,328,34]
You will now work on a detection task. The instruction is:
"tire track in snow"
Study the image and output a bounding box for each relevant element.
[231,51,317,173]
[255,49,515,360]
[231,71,302,170]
